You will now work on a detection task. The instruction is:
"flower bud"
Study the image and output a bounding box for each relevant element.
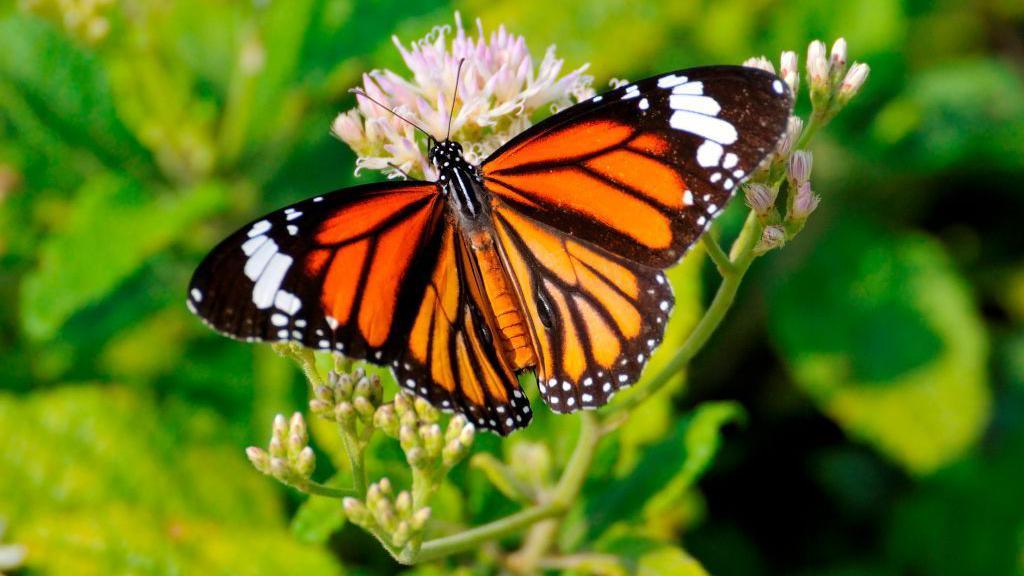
[335,373,354,400]
[269,457,290,480]
[779,51,799,99]
[272,414,288,440]
[837,62,869,107]
[335,401,357,432]
[352,396,375,422]
[410,507,431,531]
[754,225,786,255]
[288,433,306,459]
[744,183,777,217]
[791,181,820,220]
[343,497,372,526]
[374,404,400,437]
[309,398,332,416]
[332,110,366,146]
[406,446,429,469]
[829,38,848,86]
[268,436,286,459]
[445,415,469,443]
[246,447,270,474]
[742,56,775,74]
[395,490,412,517]
[776,116,803,158]
[787,150,813,187]
[399,423,420,452]
[421,423,443,458]
[393,392,413,418]
[392,520,411,547]
[413,396,439,423]
[807,40,829,105]
[295,446,316,478]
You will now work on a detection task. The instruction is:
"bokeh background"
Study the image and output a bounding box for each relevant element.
[1,0,1023,574]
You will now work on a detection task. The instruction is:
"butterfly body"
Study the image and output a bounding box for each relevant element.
[188,66,794,434]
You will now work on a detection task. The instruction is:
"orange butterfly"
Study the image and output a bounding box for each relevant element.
[188,66,792,434]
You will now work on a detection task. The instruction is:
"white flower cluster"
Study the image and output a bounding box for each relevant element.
[332,12,594,180]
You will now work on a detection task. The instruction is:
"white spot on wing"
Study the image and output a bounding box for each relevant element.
[241,235,268,256]
[638,97,649,110]
[248,220,271,237]
[244,239,278,281]
[657,74,688,88]
[696,141,724,168]
[252,253,293,309]
[672,81,704,95]
[669,111,738,144]
[722,152,739,169]
[190,288,203,302]
[274,290,301,315]
[669,94,721,116]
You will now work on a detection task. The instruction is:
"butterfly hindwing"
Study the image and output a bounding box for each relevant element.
[391,224,532,434]
[483,65,792,268]
[492,201,673,412]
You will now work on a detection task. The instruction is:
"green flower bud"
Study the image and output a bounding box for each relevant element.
[336,401,357,432]
[288,433,306,459]
[336,373,354,400]
[272,414,288,440]
[392,520,411,547]
[406,446,429,468]
[343,497,371,526]
[394,392,414,418]
[399,424,420,452]
[421,423,443,458]
[269,457,290,480]
[374,405,400,437]
[268,436,286,459]
[445,415,469,443]
[309,398,332,416]
[295,446,316,478]
[352,396,375,422]
[410,507,431,531]
[245,447,270,474]
[413,396,439,423]
[395,490,412,517]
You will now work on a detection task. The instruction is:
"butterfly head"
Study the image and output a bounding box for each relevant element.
[429,139,465,169]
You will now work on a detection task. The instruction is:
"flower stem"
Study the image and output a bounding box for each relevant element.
[603,210,763,417]
[340,429,367,496]
[295,479,358,499]
[702,234,735,276]
[404,412,602,564]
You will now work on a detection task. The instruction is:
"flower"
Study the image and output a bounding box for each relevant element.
[837,62,871,106]
[791,181,820,220]
[742,56,776,74]
[745,183,778,217]
[333,12,593,180]
[779,51,799,99]
[807,40,829,104]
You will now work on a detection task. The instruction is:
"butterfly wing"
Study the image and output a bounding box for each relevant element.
[188,181,444,361]
[398,224,532,434]
[483,65,792,268]
[492,202,672,411]
[483,66,792,411]
[188,180,529,434]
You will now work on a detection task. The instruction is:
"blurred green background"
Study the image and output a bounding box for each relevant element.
[1,0,1023,574]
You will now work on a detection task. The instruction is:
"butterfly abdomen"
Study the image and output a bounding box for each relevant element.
[466,229,536,370]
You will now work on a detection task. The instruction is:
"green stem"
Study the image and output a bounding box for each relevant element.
[295,480,358,499]
[404,412,602,564]
[340,429,367,496]
[603,211,763,417]
[701,234,735,276]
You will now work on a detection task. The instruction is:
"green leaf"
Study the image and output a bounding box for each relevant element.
[291,493,347,545]
[582,402,744,541]
[0,385,342,575]
[20,175,226,340]
[0,14,154,179]
[638,546,711,576]
[769,217,990,474]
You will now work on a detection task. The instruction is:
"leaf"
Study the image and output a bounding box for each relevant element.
[581,402,744,541]
[0,14,154,179]
[638,546,711,576]
[20,175,226,340]
[768,217,990,474]
[291,493,346,545]
[0,384,342,575]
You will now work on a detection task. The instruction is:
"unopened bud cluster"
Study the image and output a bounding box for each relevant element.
[343,478,432,549]
[375,391,475,472]
[247,413,317,485]
[310,368,384,440]
[743,38,868,256]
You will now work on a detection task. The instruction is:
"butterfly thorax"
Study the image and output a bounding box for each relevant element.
[430,139,537,371]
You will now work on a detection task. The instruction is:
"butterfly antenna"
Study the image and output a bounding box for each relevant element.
[445,59,465,141]
[350,88,436,144]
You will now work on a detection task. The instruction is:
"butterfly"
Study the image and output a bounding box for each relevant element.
[188,65,793,435]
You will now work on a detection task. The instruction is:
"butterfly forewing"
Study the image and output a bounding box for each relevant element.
[483,65,792,268]
[188,181,443,362]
